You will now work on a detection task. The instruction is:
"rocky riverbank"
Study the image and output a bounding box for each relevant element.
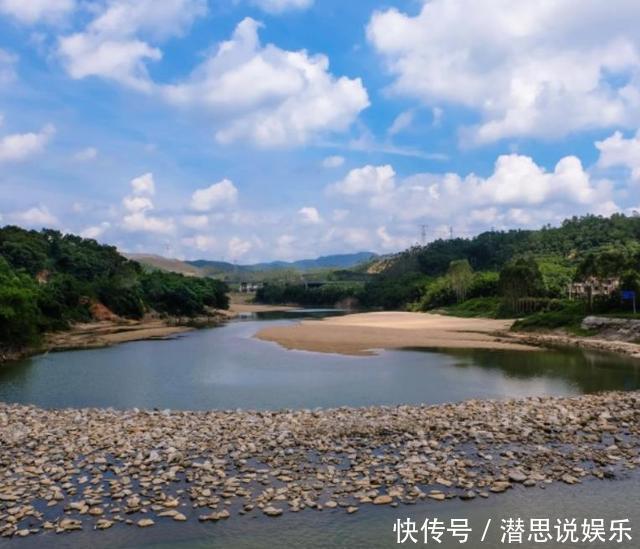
[509,315,640,359]
[1,392,638,539]
[511,329,640,361]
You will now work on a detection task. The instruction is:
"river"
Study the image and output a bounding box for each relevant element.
[0,310,639,548]
[1,310,639,410]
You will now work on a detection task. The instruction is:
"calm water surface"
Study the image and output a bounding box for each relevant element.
[0,310,639,410]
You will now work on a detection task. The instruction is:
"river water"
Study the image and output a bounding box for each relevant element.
[1,310,639,548]
[1,310,639,410]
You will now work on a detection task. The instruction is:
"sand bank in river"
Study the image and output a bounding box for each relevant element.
[255,311,538,355]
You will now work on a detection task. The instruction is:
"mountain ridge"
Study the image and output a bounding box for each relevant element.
[126,251,378,276]
[190,251,378,273]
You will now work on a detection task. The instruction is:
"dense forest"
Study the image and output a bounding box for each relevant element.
[257,214,640,326]
[0,226,229,351]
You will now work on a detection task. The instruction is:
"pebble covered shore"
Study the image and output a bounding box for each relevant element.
[1,392,639,539]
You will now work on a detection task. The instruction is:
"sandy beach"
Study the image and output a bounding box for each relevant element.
[256,311,538,355]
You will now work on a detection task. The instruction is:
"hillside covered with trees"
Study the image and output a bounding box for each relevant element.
[256,214,640,326]
[0,226,229,354]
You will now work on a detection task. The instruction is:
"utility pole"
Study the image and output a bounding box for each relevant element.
[419,224,428,246]
[449,226,454,240]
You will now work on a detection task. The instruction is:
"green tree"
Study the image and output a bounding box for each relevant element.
[577,249,629,279]
[0,225,231,351]
[499,257,545,313]
[447,259,473,302]
[0,258,41,346]
[621,270,640,295]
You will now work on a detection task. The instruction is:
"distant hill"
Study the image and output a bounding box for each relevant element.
[187,259,238,274]
[124,254,203,277]
[188,252,378,274]
[376,213,640,279]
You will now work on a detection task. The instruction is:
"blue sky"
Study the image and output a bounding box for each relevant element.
[1,0,640,262]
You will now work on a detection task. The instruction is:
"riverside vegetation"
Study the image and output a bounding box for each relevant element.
[256,213,640,330]
[0,226,229,361]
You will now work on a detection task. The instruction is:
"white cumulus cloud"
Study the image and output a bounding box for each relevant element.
[73,147,98,161]
[122,195,154,213]
[250,0,313,14]
[340,154,617,233]
[162,18,369,147]
[121,173,174,234]
[228,236,253,258]
[130,172,155,195]
[58,0,206,91]
[182,234,217,252]
[322,155,345,168]
[182,215,209,229]
[122,212,174,234]
[0,124,55,163]
[12,206,59,227]
[327,164,396,197]
[190,179,238,212]
[596,130,640,182]
[0,0,75,24]
[298,206,322,224]
[367,0,640,144]
[81,222,111,239]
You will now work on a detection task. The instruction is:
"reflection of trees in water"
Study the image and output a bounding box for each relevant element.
[0,356,39,394]
[402,347,640,394]
[254,310,348,321]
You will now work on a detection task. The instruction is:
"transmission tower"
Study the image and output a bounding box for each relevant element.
[419,224,428,245]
